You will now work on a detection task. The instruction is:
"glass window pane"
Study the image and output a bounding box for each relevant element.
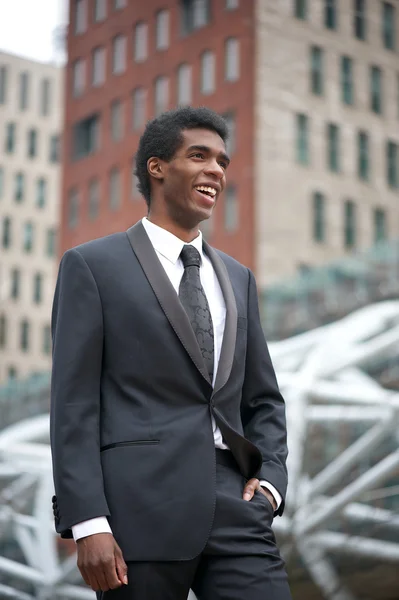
[49,134,60,163]
[374,208,387,244]
[224,185,238,231]
[19,72,29,111]
[94,0,107,21]
[2,217,11,248]
[225,38,240,82]
[113,35,126,74]
[311,46,324,95]
[36,178,47,208]
[134,23,148,62]
[358,131,369,181]
[20,320,30,352]
[382,2,395,50]
[33,273,43,304]
[370,66,383,114]
[40,79,51,116]
[5,122,16,153]
[0,65,7,104]
[89,178,100,220]
[75,0,87,34]
[226,0,239,10]
[132,88,146,130]
[344,200,356,249]
[11,269,20,299]
[156,10,170,50]
[109,168,121,210]
[313,192,325,242]
[73,59,86,97]
[354,0,367,40]
[27,129,38,158]
[92,47,106,87]
[154,76,169,116]
[23,222,34,253]
[0,315,7,348]
[201,50,215,94]
[14,172,25,203]
[327,123,340,172]
[46,228,57,257]
[68,188,80,229]
[341,56,354,105]
[386,141,398,188]
[325,0,337,29]
[177,64,192,106]
[295,0,307,19]
[296,113,309,165]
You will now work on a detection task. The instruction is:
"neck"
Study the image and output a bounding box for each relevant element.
[147,213,200,243]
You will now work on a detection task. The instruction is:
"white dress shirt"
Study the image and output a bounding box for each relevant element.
[72,218,281,541]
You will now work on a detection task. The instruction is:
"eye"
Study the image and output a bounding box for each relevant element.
[192,152,205,159]
[218,161,228,170]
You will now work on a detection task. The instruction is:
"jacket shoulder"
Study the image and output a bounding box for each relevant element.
[213,248,249,275]
[62,232,128,263]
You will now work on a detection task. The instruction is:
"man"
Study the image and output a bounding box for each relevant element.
[50,107,291,599]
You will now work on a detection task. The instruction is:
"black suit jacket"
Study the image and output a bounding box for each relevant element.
[50,221,288,561]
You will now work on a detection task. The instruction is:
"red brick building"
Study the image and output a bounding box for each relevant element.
[61,0,256,269]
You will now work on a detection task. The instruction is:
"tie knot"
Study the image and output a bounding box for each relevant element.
[180,245,201,269]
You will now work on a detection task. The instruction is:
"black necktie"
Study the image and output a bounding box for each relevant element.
[179,245,214,382]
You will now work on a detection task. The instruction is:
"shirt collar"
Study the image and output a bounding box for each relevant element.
[142,217,204,265]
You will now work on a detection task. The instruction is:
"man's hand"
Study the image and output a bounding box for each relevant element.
[243,478,277,511]
[77,532,128,592]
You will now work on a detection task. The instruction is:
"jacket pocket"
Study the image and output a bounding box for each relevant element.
[100,440,160,452]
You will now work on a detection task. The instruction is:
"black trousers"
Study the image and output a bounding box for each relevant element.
[98,450,292,600]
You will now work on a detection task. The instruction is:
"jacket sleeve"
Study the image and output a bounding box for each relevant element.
[241,269,288,515]
[50,248,110,537]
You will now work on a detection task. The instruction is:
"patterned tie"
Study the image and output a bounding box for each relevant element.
[179,245,214,382]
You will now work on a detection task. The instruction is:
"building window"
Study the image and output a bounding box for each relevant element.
[14,172,25,203]
[225,37,240,82]
[33,273,43,304]
[325,0,337,29]
[154,76,169,116]
[75,0,87,34]
[43,325,52,355]
[295,0,307,19]
[310,46,324,95]
[296,113,309,165]
[72,114,99,160]
[357,131,369,181]
[354,0,366,40]
[344,200,356,249]
[40,79,51,116]
[134,22,148,63]
[201,50,215,95]
[0,65,7,104]
[374,208,386,244]
[386,140,398,188]
[68,188,80,229]
[156,9,170,50]
[23,222,34,253]
[0,167,4,199]
[19,72,29,111]
[341,56,354,105]
[27,129,38,158]
[92,47,106,87]
[2,217,11,248]
[312,192,325,242]
[327,123,340,172]
[223,112,236,156]
[110,99,123,142]
[89,178,100,220]
[181,0,211,35]
[20,319,30,352]
[8,366,17,380]
[94,0,107,21]
[382,2,395,50]
[113,35,127,74]
[5,122,16,154]
[226,0,239,9]
[132,88,146,130]
[10,268,20,300]
[0,315,7,348]
[73,58,86,98]
[109,168,121,211]
[177,64,192,106]
[49,134,60,163]
[46,228,57,257]
[370,66,383,114]
[224,185,238,232]
[114,0,126,9]
[36,178,47,208]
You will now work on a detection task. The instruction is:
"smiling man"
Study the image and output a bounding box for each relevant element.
[50,107,291,600]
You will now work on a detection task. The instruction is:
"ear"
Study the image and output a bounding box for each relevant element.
[147,157,164,180]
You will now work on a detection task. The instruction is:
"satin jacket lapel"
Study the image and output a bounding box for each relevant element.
[203,243,238,396]
[126,222,212,386]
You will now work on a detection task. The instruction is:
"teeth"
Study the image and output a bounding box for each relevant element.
[195,186,217,197]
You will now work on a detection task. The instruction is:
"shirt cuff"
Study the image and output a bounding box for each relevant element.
[72,517,112,542]
[259,480,282,511]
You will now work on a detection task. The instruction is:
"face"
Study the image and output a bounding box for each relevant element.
[150,128,230,230]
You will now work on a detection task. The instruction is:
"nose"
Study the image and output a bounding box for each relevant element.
[204,159,225,180]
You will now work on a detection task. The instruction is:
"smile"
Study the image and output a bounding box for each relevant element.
[194,185,217,198]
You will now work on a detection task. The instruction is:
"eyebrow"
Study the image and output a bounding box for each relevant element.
[187,144,231,166]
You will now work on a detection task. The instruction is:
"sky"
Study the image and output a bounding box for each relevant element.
[0,0,67,63]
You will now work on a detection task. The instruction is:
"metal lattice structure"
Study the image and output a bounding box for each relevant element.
[0,301,398,599]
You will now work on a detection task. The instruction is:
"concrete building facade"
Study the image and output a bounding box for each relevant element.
[60,0,399,288]
[0,52,63,383]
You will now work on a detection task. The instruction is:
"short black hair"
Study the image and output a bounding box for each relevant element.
[135,107,229,207]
